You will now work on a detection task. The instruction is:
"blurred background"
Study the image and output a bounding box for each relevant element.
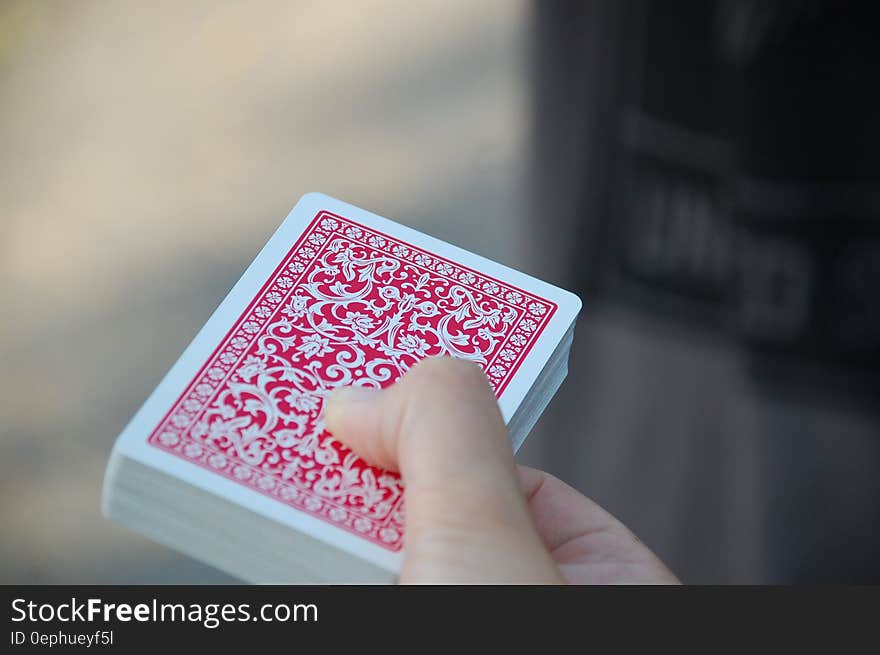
[1,0,877,583]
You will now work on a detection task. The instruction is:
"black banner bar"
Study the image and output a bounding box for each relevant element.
[2,585,878,649]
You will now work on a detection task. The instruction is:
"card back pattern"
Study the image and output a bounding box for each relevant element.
[148,212,557,550]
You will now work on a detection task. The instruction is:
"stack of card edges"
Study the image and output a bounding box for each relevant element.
[103,193,581,583]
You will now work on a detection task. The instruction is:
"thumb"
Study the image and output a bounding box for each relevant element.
[324,357,562,583]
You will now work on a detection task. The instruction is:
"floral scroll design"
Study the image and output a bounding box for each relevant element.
[148,212,556,550]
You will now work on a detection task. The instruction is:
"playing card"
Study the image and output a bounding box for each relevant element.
[109,193,580,572]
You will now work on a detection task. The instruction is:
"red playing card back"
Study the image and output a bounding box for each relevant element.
[147,211,557,550]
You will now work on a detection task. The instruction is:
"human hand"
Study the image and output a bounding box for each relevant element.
[324,357,679,584]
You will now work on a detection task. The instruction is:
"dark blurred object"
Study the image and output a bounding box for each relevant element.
[528,0,879,582]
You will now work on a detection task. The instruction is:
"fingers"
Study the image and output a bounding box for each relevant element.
[325,357,562,583]
[324,359,676,584]
[324,357,520,509]
[518,465,619,552]
[518,466,680,584]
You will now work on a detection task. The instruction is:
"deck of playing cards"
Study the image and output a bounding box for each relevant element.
[102,193,581,583]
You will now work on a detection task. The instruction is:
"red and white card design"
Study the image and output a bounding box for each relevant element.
[116,194,579,562]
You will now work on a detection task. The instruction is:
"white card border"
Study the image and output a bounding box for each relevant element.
[107,192,581,574]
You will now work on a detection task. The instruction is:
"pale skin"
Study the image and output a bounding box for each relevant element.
[324,357,679,584]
